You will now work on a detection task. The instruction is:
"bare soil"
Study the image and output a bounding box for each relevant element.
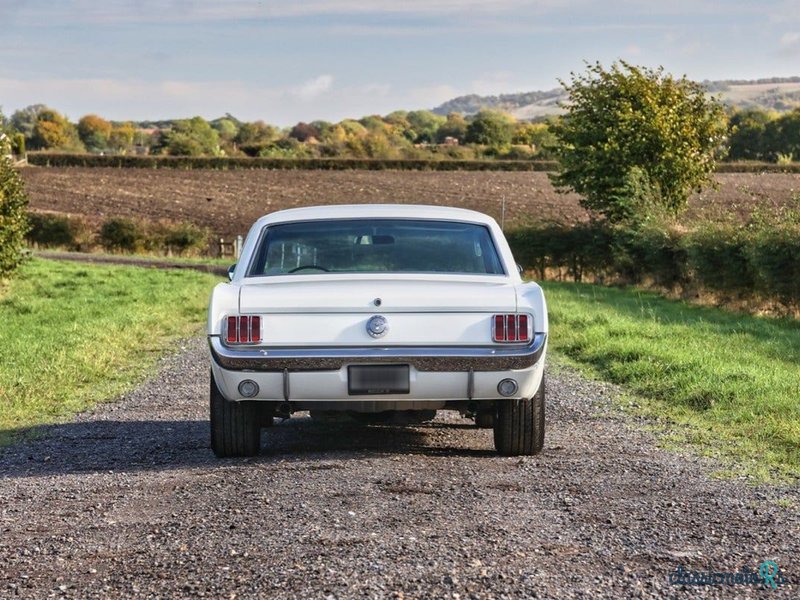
[1,338,798,598]
[21,167,800,239]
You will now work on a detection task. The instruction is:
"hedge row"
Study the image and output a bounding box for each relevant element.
[507,220,800,307]
[27,153,559,171]
[27,213,209,256]
[25,153,800,173]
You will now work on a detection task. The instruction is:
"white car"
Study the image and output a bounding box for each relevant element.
[207,204,548,457]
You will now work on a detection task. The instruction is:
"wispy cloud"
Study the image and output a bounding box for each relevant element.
[778,31,800,55]
[293,75,334,101]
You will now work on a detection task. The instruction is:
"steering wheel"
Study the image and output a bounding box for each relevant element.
[288,265,330,273]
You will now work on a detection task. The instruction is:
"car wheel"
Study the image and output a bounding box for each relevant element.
[493,376,545,456]
[210,371,261,457]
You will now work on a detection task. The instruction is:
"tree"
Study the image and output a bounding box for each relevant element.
[0,136,29,278]
[31,109,84,151]
[157,117,220,156]
[406,110,445,143]
[10,104,47,141]
[763,109,800,161]
[234,121,277,146]
[78,114,113,152]
[727,109,773,161]
[211,118,239,142]
[550,61,726,223]
[465,110,515,147]
[107,122,136,153]
[288,122,321,142]
[435,112,468,143]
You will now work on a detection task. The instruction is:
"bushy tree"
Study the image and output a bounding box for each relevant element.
[108,122,136,153]
[288,122,321,142]
[465,110,515,147]
[78,114,113,152]
[31,109,84,151]
[406,110,446,143]
[158,117,220,156]
[10,104,47,141]
[727,109,773,161]
[550,61,726,223]
[235,121,277,146]
[435,112,468,143]
[0,135,29,278]
[764,109,800,161]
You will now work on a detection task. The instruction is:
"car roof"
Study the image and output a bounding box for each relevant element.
[253,204,498,227]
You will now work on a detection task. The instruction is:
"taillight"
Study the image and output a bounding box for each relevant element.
[493,314,530,343]
[224,315,262,344]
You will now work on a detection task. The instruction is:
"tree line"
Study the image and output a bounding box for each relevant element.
[1,101,798,164]
[0,106,556,161]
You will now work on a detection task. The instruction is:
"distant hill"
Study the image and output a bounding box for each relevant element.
[432,77,800,119]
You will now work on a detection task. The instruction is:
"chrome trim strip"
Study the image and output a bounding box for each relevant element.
[208,333,546,372]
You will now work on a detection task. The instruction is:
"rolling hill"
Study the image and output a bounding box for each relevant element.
[432,77,800,119]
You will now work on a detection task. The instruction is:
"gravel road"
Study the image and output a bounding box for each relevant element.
[1,337,798,599]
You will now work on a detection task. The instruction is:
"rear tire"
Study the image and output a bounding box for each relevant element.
[493,376,545,456]
[210,371,261,457]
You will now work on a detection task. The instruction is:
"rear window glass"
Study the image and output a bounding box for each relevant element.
[247,219,505,276]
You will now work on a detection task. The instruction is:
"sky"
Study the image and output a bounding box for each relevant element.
[1,0,799,126]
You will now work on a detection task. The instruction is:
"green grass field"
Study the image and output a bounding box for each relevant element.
[544,281,800,480]
[0,259,219,444]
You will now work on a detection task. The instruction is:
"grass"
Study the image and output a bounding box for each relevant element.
[543,281,800,481]
[0,258,219,445]
[34,248,233,267]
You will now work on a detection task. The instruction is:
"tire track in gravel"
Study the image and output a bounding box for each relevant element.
[1,337,798,599]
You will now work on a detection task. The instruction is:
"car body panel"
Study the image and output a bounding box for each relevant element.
[207,204,547,408]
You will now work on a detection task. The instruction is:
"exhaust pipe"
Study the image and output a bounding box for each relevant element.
[466,401,479,416]
[276,402,293,418]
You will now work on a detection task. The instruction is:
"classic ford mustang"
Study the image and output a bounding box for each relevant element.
[208,204,548,457]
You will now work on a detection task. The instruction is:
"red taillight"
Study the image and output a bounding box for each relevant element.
[226,316,238,343]
[494,315,506,342]
[518,314,529,341]
[493,314,530,343]
[506,315,517,342]
[225,315,262,345]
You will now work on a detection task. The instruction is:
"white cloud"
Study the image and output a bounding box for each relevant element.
[780,31,800,49]
[293,75,334,101]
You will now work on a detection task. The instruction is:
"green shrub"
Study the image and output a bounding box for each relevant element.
[747,226,800,307]
[684,225,755,295]
[99,218,145,252]
[158,222,209,256]
[26,212,91,250]
[0,154,29,278]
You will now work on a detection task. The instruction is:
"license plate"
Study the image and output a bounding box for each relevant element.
[348,365,410,395]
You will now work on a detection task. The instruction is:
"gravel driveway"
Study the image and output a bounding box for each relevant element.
[1,337,798,599]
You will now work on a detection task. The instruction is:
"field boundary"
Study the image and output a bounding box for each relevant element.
[25,153,800,173]
[26,154,559,171]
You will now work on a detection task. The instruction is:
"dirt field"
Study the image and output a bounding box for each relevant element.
[21,167,800,239]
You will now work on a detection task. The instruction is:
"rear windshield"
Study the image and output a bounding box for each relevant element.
[247,219,505,276]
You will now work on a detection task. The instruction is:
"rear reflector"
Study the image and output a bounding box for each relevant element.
[225,315,262,345]
[493,314,531,343]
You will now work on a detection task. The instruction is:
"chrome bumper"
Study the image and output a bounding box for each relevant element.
[208,333,547,372]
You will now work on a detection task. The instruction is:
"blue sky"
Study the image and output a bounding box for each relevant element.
[1,0,799,125]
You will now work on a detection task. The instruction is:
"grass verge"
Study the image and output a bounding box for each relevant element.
[543,281,800,481]
[0,258,219,445]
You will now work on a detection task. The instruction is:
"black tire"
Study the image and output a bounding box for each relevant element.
[210,371,261,457]
[493,376,545,456]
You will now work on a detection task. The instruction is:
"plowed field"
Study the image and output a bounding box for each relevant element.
[21,167,800,239]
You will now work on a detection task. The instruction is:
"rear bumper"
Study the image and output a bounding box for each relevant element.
[207,333,547,372]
